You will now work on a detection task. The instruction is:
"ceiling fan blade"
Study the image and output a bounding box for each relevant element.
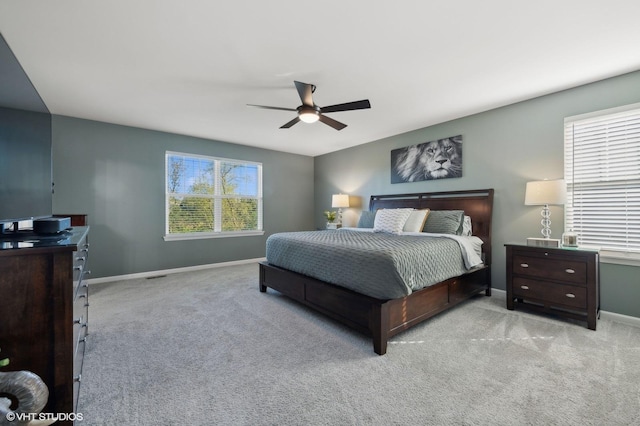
[321,99,371,113]
[318,114,347,131]
[294,81,314,107]
[247,104,297,112]
[280,116,301,129]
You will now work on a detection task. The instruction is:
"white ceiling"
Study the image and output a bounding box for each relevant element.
[1,1,640,157]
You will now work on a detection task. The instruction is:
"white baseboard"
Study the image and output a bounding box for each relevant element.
[599,311,640,328]
[87,257,266,285]
[490,288,640,328]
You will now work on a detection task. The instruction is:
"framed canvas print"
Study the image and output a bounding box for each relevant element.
[391,135,463,183]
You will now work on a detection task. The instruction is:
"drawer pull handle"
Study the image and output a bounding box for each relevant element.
[74,374,82,383]
[565,269,575,274]
[78,294,87,299]
[76,256,86,262]
[520,263,529,268]
[74,266,82,271]
[520,285,529,290]
[566,293,576,298]
[73,316,83,324]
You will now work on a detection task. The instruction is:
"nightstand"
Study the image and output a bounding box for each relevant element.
[505,244,600,330]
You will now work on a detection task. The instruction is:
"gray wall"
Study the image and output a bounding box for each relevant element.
[314,70,640,318]
[52,116,314,278]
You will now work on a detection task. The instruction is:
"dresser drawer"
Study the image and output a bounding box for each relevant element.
[513,254,587,285]
[72,312,87,358]
[73,336,86,409]
[73,246,88,288]
[73,268,89,365]
[513,277,587,309]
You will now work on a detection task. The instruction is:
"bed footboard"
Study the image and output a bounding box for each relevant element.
[259,261,490,355]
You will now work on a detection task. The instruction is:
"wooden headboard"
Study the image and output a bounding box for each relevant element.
[369,189,495,265]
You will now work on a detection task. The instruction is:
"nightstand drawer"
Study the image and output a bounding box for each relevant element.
[513,277,587,309]
[513,254,587,285]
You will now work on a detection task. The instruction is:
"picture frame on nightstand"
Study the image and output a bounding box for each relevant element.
[526,237,560,248]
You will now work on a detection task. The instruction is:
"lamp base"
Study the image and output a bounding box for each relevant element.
[527,237,560,248]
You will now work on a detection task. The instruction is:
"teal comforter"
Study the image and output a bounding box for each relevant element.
[265,229,471,299]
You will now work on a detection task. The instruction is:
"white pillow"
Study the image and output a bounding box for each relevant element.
[374,208,413,234]
[462,215,473,236]
[403,209,430,232]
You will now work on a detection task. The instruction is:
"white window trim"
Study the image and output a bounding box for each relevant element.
[163,230,264,241]
[598,250,640,267]
[164,151,263,241]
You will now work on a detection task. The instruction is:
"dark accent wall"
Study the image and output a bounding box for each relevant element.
[52,116,314,278]
[314,70,640,318]
[0,107,52,222]
[0,32,48,112]
[0,33,52,225]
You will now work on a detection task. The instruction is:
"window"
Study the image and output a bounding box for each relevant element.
[165,151,263,240]
[564,103,640,265]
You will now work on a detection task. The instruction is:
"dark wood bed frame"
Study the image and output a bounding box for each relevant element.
[259,189,494,355]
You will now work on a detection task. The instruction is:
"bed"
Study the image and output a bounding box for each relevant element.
[259,189,494,355]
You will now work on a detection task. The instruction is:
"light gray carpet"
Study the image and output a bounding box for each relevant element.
[78,263,640,425]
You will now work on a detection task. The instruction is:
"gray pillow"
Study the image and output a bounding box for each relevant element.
[423,210,465,235]
[357,210,376,228]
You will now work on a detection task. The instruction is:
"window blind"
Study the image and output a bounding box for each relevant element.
[564,103,640,261]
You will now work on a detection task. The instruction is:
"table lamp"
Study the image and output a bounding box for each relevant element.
[524,179,566,247]
[331,193,350,225]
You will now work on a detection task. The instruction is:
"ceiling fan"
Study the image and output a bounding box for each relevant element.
[247,81,371,130]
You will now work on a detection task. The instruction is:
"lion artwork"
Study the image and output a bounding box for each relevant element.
[391,135,463,183]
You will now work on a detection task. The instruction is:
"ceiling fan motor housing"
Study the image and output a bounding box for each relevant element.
[298,105,321,123]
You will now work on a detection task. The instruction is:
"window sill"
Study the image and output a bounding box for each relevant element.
[599,251,640,267]
[163,231,265,241]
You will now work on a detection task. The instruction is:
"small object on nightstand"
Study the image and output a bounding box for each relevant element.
[526,237,560,248]
[326,223,341,230]
[562,229,578,247]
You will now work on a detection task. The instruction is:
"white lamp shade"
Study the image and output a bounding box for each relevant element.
[331,194,350,208]
[524,179,566,205]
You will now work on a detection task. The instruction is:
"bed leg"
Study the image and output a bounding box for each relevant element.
[371,303,390,355]
[259,263,267,292]
[485,268,492,297]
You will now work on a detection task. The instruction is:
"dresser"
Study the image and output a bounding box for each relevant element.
[0,226,90,424]
[505,244,599,330]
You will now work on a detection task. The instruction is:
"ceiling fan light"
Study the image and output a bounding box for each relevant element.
[299,111,320,123]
